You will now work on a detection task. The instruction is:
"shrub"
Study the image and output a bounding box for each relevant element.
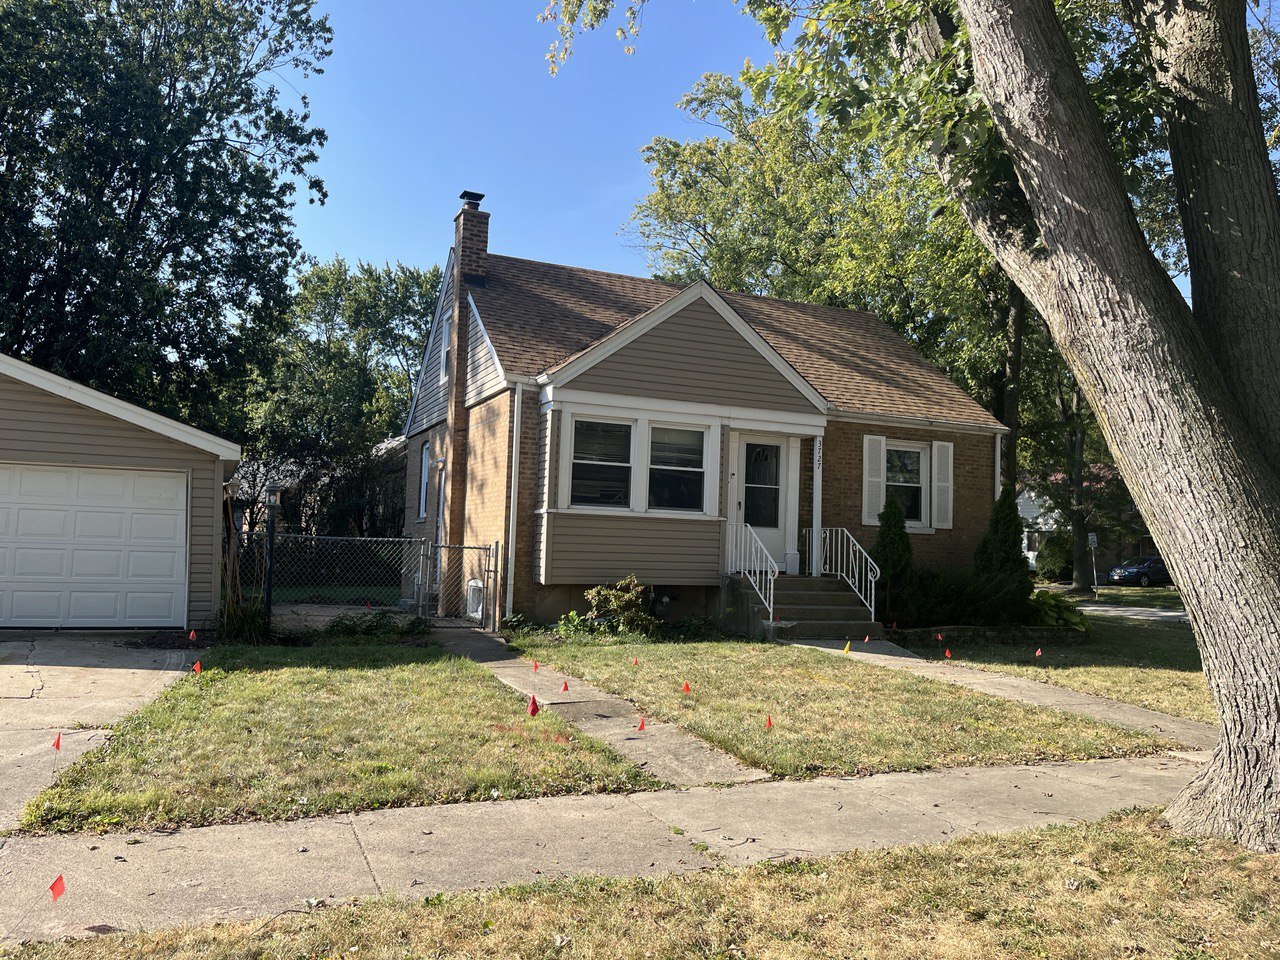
[1029,590,1091,632]
[906,567,1035,628]
[1035,531,1073,581]
[554,609,598,639]
[973,485,1035,621]
[584,574,659,636]
[871,498,914,623]
[215,599,266,644]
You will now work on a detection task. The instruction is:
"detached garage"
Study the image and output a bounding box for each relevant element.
[0,353,240,630]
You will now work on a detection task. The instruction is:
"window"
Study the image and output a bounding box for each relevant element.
[743,442,781,528]
[885,445,925,523]
[438,312,452,385]
[648,426,705,511]
[570,420,632,507]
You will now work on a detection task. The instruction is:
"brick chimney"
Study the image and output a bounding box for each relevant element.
[454,190,489,285]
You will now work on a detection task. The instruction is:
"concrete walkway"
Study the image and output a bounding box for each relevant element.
[1077,602,1189,623]
[0,752,1202,943]
[793,638,1218,750]
[434,628,767,787]
[0,637,194,829]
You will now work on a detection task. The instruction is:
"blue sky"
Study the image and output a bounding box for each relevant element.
[292,1,773,277]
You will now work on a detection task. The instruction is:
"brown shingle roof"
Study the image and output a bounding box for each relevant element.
[470,254,1004,430]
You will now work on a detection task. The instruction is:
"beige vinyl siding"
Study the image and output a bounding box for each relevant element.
[406,267,456,436]
[0,373,224,626]
[544,512,722,585]
[464,308,504,407]
[567,299,818,414]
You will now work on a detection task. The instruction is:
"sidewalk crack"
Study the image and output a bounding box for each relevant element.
[350,821,383,895]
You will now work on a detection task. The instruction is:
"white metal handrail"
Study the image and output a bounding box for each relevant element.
[726,521,778,622]
[804,527,880,615]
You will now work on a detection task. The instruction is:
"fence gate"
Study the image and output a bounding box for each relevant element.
[424,543,500,629]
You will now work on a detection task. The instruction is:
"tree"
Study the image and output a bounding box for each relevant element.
[871,497,913,624]
[543,0,1280,849]
[632,72,1131,581]
[240,258,440,536]
[0,0,330,433]
[974,485,1034,616]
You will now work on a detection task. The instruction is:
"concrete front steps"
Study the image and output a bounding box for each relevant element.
[750,575,883,642]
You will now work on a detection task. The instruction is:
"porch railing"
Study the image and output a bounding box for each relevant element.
[726,521,778,622]
[803,527,880,615]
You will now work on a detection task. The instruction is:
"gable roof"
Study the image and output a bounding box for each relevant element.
[0,352,241,460]
[469,254,1004,431]
[545,280,828,413]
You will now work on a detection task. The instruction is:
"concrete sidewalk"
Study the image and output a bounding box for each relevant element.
[0,753,1202,943]
[1077,602,1189,623]
[434,628,767,787]
[793,638,1218,750]
[0,638,194,830]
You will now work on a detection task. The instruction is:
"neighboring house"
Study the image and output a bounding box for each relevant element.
[403,192,1006,633]
[0,353,240,629]
[1017,489,1062,571]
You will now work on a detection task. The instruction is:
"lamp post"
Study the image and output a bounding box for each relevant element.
[264,483,281,641]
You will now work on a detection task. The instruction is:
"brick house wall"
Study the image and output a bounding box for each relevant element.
[462,390,512,550]
[404,425,448,540]
[802,420,998,571]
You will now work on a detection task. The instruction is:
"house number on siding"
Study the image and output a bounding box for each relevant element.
[815,438,823,469]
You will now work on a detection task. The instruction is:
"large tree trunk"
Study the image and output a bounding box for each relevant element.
[948,0,1280,850]
[1002,284,1026,490]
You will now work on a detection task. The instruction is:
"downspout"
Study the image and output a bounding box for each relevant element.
[504,383,523,619]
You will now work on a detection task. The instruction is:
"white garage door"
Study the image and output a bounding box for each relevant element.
[0,463,189,628]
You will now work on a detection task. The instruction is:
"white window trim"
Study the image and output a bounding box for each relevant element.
[566,414,636,511]
[647,422,712,514]
[557,407,721,519]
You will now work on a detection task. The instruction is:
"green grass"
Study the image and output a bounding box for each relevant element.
[19,641,657,833]
[1075,586,1185,610]
[902,616,1215,725]
[508,637,1170,777]
[9,812,1280,960]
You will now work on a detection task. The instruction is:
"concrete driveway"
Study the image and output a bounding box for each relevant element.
[0,636,195,829]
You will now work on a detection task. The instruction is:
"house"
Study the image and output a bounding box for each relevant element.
[0,353,240,629]
[403,192,1006,634]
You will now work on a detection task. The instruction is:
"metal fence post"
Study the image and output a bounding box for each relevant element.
[262,483,280,642]
[416,540,429,617]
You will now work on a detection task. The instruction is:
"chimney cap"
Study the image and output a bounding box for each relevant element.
[459,190,485,209]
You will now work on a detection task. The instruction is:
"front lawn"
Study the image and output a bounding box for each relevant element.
[10,812,1278,960]
[901,617,1215,725]
[509,637,1169,776]
[20,641,656,833]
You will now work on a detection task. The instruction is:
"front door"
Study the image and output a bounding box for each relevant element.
[736,437,786,563]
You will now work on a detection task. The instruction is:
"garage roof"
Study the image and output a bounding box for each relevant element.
[0,353,241,460]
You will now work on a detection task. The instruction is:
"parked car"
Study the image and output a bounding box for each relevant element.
[1107,556,1173,587]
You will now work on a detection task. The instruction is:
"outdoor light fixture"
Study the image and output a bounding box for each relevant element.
[266,482,282,509]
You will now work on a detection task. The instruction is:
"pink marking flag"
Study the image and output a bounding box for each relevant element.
[1035,648,1043,658]
[49,875,65,903]
[638,716,646,731]
[52,732,61,751]
[192,660,202,675]
[765,715,773,730]
[944,648,952,659]
[188,629,197,642]
[561,680,569,692]
[527,694,540,717]
[681,681,691,694]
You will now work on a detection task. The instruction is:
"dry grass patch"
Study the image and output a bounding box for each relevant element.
[9,812,1280,960]
[509,638,1169,776]
[903,617,1216,725]
[20,642,656,833]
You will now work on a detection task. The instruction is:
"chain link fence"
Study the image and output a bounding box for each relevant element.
[225,532,500,629]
